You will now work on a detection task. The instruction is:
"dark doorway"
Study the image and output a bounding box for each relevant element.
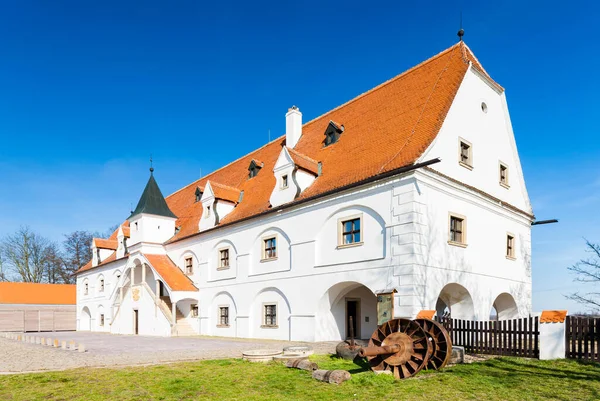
[133,310,139,335]
[346,299,360,339]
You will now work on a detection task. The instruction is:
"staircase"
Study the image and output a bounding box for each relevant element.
[160,296,197,337]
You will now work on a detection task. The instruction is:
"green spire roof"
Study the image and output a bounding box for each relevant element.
[128,172,177,220]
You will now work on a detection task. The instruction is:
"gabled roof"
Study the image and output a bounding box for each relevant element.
[287,147,319,175]
[163,41,488,242]
[129,172,177,220]
[144,254,198,292]
[0,282,76,305]
[93,238,118,250]
[209,182,241,204]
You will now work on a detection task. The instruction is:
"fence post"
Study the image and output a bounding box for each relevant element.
[539,310,567,360]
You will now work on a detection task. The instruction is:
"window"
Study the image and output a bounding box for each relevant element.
[219,306,229,326]
[499,163,509,187]
[506,234,515,259]
[248,160,262,179]
[84,282,89,296]
[195,187,203,202]
[323,121,343,146]
[459,139,472,168]
[263,304,277,327]
[281,175,288,189]
[99,314,105,327]
[205,205,211,219]
[185,257,193,275]
[481,102,488,113]
[219,249,230,269]
[191,304,199,318]
[340,217,361,246]
[449,215,466,245]
[96,249,101,264]
[263,236,277,260]
[99,278,104,293]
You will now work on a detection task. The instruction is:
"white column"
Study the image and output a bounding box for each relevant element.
[131,265,135,287]
[172,302,177,324]
[142,264,146,284]
[540,321,567,360]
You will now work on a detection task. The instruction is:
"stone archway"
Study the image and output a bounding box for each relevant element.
[436,283,475,320]
[315,281,377,341]
[490,292,519,320]
[80,306,91,331]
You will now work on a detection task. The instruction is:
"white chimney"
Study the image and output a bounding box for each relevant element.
[285,106,302,148]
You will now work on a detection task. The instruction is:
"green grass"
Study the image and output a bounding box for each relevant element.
[1,355,599,400]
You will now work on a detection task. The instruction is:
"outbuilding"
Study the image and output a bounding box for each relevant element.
[0,282,76,332]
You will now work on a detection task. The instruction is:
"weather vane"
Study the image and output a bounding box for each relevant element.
[150,154,154,173]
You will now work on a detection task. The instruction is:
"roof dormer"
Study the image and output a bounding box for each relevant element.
[248,159,263,179]
[270,147,319,208]
[194,187,203,202]
[323,120,344,147]
[199,181,241,231]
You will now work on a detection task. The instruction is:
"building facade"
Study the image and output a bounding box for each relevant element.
[76,42,534,340]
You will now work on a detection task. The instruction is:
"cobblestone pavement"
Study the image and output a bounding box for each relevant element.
[0,332,337,374]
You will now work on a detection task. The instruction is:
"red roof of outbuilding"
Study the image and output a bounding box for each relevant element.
[0,282,76,305]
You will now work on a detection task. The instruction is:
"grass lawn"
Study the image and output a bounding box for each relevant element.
[1,355,599,401]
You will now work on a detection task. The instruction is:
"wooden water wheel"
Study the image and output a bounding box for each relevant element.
[358,318,429,379]
[414,318,452,370]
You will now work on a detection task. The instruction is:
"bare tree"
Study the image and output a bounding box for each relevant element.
[1,226,49,283]
[0,252,7,281]
[568,240,600,311]
[62,231,93,283]
[43,243,66,284]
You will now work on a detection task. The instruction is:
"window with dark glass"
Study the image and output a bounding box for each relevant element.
[341,218,361,245]
[506,234,515,258]
[99,279,104,292]
[263,237,277,260]
[185,257,193,275]
[99,314,105,326]
[460,140,472,167]
[219,307,229,326]
[281,175,288,189]
[500,163,509,186]
[191,304,199,318]
[450,216,465,244]
[219,249,230,268]
[84,283,89,295]
[264,304,277,326]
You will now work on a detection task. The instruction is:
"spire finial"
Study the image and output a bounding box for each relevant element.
[457,11,464,41]
[150,155,154,174]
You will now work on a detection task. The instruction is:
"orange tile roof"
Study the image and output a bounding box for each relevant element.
[210,181,241,204]
[540,310,568,323]
[287,147,319,175]
[143,254,198,292]
[416,310,436,319]
[122,226,130,238]
[93,238,118,250]
[164,42,487,242]
[0,282,76,305]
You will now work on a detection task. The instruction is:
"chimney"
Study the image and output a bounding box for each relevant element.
[285,106,302,148]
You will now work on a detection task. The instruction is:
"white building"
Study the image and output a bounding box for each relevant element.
[76,41,534,341]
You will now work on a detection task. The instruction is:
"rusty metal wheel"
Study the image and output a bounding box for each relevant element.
[363,318,429,379]
[414,318,452,370]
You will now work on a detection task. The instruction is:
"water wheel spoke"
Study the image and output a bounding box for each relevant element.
[400,364,410,378]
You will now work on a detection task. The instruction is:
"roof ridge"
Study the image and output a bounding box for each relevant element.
[300,42,463,130]
[209,181,241,192]
[165,42,463,201]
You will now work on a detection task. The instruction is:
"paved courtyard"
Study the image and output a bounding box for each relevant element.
[0,332,336,374]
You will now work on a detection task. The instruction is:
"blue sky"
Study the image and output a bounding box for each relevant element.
[0,1,598,312]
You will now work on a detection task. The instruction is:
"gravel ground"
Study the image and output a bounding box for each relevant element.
[0,332,337,374]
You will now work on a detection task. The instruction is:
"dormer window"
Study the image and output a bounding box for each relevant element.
[323,121,344,147]
[205,205,211,218]
[248,160,263,179]
[281,175,288,189]
[195,187,203,202]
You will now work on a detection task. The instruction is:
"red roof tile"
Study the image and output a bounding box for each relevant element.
[210,182,241,204]
[94,238,118,250]
[287,147,319,175]
[165,42,486,242]
[144,254,198,292]
[540,310,568,323]
[0,282,76,305]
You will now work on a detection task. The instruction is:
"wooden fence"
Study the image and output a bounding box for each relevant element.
[565,316,600,362]
[0,310,76,332]
[436,316,539,358]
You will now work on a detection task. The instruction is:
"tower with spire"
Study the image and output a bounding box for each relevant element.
[127,166,177,249]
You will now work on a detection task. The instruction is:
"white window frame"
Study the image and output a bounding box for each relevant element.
[261,235,278,261]
[84,281,89,296]
[217,305,230,327]
[262,302,278,328]
[218,248,230,270]
[281,174,289,189]
[99,277,104,293]
[499,161,509,188]
[337,213,363,248]
[448,213,467,247]
[99,314,105,327]
[506,233,516,260]
[190,304,199,318]
[458,137,473,169]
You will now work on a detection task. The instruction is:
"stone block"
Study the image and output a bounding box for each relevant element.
[69,340,76,350]
[61,341,67,350]
[40,337,46,345]
[450,346,464,364]
[53,339,59,348]
[46,338,52,346]
[78,344,86,353]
